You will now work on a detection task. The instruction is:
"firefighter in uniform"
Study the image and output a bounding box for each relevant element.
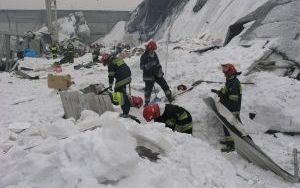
[140,40,173,106]
[211,63,242,152]
[143,103,193,134]
[51,42,59,59]
[66,42,75,63]
[101,53,132,117]
[92,48,100,63]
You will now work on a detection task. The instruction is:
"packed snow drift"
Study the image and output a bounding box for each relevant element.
[1,0,300,187]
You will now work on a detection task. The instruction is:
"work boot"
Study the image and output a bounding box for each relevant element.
[219,136,233,145]
[221,141,235,152]
[120,113,130,118]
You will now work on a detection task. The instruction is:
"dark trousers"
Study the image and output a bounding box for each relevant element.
[223,126,230,137]
[223,114,241,137]
[52,52,58,59]
[17,51,24,60]
[67,53,74,63]
[60,53,74,64]
[115,84,130,115]
[144,76,171,104]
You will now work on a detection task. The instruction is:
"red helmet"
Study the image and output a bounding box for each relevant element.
[101,53,110,66]
[131,96,143,108]
[146,40,157,51]
[221,64,237,77]
[143,104,160,122]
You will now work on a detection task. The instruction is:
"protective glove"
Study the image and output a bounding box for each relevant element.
[144,62,152,70]
[144,61,157,70]
[165,119,176,129]
[107,86,113,93]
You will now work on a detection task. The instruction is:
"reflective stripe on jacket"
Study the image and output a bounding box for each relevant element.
[220,76,242,113]
[108,57,131,88]
[155,104,192,134]
[140,51,164,81]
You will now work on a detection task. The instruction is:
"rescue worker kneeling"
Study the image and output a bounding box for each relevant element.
[109,92,143,117]
[143,103,193,134]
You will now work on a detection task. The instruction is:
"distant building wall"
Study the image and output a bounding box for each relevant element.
[0,10,130,43]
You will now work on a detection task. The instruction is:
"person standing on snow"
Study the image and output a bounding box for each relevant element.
[140,40,173,106]
[50,41,59,59]
[211,63,242,152]
[92,48,100,63]
[66,41,75,63]
[101,53,132,117]
[143,103,193,134]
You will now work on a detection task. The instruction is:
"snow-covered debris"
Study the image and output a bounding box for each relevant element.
[127,0,184,40]
[239,0,300,66]
[0,113,139,187]
[94,21,127,46]
[1,0,300,187]
[36,11,90,44]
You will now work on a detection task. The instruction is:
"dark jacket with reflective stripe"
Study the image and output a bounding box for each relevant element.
[140,51,164,81]
[219,76,242,113]
[51,45,58,53]
[154,104,192,130]
[108,57,131,87]
[67,43,74,54]
[92,50,100,62]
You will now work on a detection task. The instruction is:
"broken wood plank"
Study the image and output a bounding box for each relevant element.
[256,65,295,69]
[20,67,34,71]
[189,45,220,54]
[290,69,300,80]
[257,60,276,66]
[14,70,39,80]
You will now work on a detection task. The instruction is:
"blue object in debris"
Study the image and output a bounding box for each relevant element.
[24,49,39,57]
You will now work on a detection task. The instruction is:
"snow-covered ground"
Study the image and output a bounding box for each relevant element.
[1,0,300,187]
[1,37,300,187]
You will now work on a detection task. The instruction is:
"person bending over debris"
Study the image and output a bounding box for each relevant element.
[101,53,132,117]
[140,40,173,106]
[211,63,242,152]
[143,103,193,134]
[109,92,143,117]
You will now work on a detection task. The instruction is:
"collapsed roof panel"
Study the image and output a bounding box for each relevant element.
[126,0,185,40]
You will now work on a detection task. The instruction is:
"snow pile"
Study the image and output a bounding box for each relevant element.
[1,0,300,187]
[37,12,90,43]
[94,21,126,46]
[160,0,269,44]
[240,0,300,63]
[1,40,300,187]
[0,110,244,188]
[0,112,139,187]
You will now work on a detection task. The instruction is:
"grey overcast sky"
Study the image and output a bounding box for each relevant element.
[0,0,143,11]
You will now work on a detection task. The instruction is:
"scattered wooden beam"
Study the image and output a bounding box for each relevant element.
[14,70,39,80]
[189,45,220,54]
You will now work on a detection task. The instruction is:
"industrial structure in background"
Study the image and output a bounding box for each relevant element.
[0,0,130,72]
[45,0,58,44]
